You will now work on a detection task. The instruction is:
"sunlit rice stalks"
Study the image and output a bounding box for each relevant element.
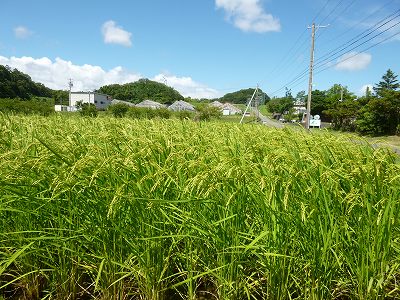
[0,113,399,299]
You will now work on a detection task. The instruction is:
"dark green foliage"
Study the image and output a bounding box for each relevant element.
[219,88,270,104]
[53,90,69,106]
[0,65,53,99]
[98,79,184,104]
[79,103,98,117]
[356,90,400,135]
[322,70,400,135]
[373,69,399,96]
[196,105,222,121]
[0,98,54,116]
[324,99,360,131]
[267,97,294,114]
[156,108,172,119]
[315,85,356,122]
[176,110,194,120]
[109,103,130,118]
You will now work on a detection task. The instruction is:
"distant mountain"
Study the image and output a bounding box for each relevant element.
[219,88,270,104]
[0,65,53,99]
[98,79,184,104]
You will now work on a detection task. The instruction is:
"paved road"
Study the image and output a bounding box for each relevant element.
[251,108,285,128]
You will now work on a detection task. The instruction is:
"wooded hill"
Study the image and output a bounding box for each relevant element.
[0,65,53,99]
[98,79,184,104]
[218,88,270,104]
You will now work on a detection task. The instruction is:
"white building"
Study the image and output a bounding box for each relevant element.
[55,92,112,112]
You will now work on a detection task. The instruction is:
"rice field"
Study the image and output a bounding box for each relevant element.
[0,114,399,299]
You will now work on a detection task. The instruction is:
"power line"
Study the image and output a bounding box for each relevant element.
[268,10,400,96]
[315,29,400,75]
[314,10,400,67]
[315,0,358,40]
[260,0,331,85]
[317,0,397,45]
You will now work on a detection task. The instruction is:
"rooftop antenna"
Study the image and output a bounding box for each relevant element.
[68,78,73,107]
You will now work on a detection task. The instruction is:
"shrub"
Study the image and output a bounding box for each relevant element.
[109,103,130,118]
[79,103,98,117]
[176,110,194,120]
[128,106,145,119]
[0,98,54,116]
[155,108,172,119]
[196,105,221,121]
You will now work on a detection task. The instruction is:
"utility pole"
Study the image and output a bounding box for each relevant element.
[340,87,343,102]
[306,23,328,129]
[240,85,259,124]
[68,79,73,107]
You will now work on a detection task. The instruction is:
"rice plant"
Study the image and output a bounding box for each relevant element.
[0,113,399,299]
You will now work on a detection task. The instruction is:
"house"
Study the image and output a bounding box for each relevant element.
[221,103,242,115]
[55,92,112,112]
[168,100,196,112]
[293,99,306,115]
[209,101,241,115]
[136,100,166,109]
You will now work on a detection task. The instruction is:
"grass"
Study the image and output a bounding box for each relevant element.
[0,114,399,299]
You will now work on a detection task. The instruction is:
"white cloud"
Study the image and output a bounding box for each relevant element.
[335,52,372,71]
[216,0,280,33]
[359,84,373,96]
[0,55,221,99]
[153,74,221,99]
[14,26,33,39]
[101,20,132,47]
[0,56,141,91]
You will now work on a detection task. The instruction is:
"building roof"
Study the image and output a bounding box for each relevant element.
[221,103,242,114]
[136,100,165,109]
[210,100,223,108]
[111,99,136,107]
[168,100,196,111]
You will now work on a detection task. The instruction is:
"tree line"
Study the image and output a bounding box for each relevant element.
[266,69,400,135]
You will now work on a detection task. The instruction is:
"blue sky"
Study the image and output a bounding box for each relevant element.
[0,0,399,98]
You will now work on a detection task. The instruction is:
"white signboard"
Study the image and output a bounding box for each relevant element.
[309,119,321,127]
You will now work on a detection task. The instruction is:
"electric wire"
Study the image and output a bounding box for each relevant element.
[268,10,400,97]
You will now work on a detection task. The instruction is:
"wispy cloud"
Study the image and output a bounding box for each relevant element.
[216,0,281,33]
[0,56,221,99]
[14,26,33,39]
[101,20,132,47]
[335,52,372,71]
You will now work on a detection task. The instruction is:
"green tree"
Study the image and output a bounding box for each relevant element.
[325,99,360,131]
[196,105,222,121]
[373,69,399,96]
[109,103,130,118]
[267,97,294,115]
[76,101,98,117]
